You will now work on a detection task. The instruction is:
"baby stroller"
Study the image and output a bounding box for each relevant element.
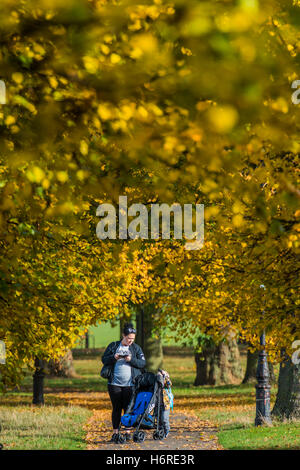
[116,371,165,443]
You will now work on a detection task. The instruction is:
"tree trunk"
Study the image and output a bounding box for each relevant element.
[194,351,209,385]
[211,340,243,385]
[243,349,259,384]
[33,357,46,405]
[119,317,133,338]
[272,353,300,420]
[85,331,89,349]
[194,336,215,385]
[268,361,276,384]
[135,304,163,373]
[47,349,77,378]
[194,337,243,386]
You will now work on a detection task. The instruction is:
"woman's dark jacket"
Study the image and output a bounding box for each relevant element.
[101,341,146,383]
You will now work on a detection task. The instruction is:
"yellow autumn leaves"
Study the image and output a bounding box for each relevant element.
[208,106,239,134]
[0,0,299,386]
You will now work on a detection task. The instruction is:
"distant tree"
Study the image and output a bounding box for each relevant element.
[194,333,242,386]
[135,304,163,373]
[47,350,77,378]
[243,349,259,384]
[272,352,300,419]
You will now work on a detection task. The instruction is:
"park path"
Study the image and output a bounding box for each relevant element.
[50,390,222,450]
[85,409,222,450]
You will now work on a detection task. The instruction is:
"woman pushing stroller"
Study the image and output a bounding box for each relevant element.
[101,323,173,444]
[101,323,146,443]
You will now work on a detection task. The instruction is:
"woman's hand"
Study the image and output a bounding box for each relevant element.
[125,355,131,362]
[114,354,120,360]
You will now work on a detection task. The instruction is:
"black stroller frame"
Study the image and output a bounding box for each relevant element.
[116,372,166,444]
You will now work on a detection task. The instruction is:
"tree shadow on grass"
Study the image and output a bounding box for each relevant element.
[0,395,69,407]
[219,423,252,431]
[174,395,256,409]
[19,378,107,394]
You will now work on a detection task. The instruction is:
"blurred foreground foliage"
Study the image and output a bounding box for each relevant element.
[0,0,299,387]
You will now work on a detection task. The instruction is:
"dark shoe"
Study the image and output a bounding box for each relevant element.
[110,433,119,443]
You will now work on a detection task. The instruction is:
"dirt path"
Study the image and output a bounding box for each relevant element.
[48,391,222,450]
[85,408,222,450]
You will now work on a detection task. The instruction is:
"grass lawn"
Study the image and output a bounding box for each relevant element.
[218,421,300,450]
[1,348,299,450]
[0,404,91,450]
[76,322,200,349]
[196,400,300,450]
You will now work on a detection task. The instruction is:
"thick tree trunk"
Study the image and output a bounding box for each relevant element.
[243,349,259,384]
[211,340,243,385]
[194,337,243,386]
[47,349,77,378]
[135,304,163,373]
[272,354,300,420]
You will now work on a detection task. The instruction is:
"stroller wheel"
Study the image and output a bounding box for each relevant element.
[133,431,145,443]
[117,434,126,444]
[153,429,165,440]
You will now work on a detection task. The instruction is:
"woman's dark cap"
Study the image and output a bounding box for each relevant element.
[123,323,136,335]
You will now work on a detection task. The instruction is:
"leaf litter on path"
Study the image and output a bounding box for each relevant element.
[51,392,224,450]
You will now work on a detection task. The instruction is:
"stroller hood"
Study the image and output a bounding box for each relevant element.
[133,371,164,390]
[133,372,157,390]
